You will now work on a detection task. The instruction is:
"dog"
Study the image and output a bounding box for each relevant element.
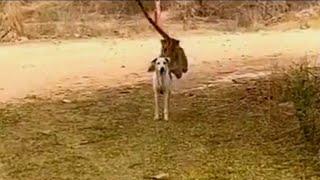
[148,57,172,121]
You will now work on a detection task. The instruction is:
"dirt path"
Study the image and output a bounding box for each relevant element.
[0,29,319,103]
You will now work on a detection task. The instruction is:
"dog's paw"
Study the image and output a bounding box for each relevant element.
[154,116,160,120]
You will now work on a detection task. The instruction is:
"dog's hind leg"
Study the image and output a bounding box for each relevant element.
[164,91,170,121]
[154,92,160,120]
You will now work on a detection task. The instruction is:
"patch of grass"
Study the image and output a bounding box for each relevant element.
[286,63,319,141]
[268,59,320,152]
[0,81,319,179]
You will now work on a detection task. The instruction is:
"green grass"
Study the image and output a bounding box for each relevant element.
[0,81,319,179]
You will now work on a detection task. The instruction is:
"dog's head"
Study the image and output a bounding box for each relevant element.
[148,57,170,74]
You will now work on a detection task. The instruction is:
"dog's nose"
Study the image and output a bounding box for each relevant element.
[160,67,165,74]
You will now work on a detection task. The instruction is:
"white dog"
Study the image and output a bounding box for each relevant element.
[148,57,172,121]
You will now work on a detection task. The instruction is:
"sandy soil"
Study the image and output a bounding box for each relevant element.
[0,29,319,103]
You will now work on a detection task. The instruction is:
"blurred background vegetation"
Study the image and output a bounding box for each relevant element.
[0,1,319,41]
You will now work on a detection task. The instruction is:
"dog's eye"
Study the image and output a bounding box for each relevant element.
[157,62,160,65]
[163,62,166,65]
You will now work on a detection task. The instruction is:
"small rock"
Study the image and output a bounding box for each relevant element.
[62,99,72,103]
[208,84,215,88]
[150,173,169,180]
[39,130,51,135]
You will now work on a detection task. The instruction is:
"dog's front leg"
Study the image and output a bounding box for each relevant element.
[164,91,170,121]
[154,91,160,120]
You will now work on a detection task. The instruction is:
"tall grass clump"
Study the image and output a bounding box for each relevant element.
[272,58,320,151]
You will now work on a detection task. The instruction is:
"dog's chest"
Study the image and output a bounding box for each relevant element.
[153,73,170,93]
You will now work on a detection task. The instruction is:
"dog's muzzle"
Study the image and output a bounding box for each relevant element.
[160,67,165,74]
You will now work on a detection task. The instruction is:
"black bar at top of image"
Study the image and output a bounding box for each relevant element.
[0,0,319,1]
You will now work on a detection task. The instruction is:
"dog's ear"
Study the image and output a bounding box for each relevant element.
[148,58,157,72]
[165,57,170,64]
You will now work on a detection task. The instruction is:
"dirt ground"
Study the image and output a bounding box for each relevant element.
[0,27,320,179]
[0,28,319,103]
